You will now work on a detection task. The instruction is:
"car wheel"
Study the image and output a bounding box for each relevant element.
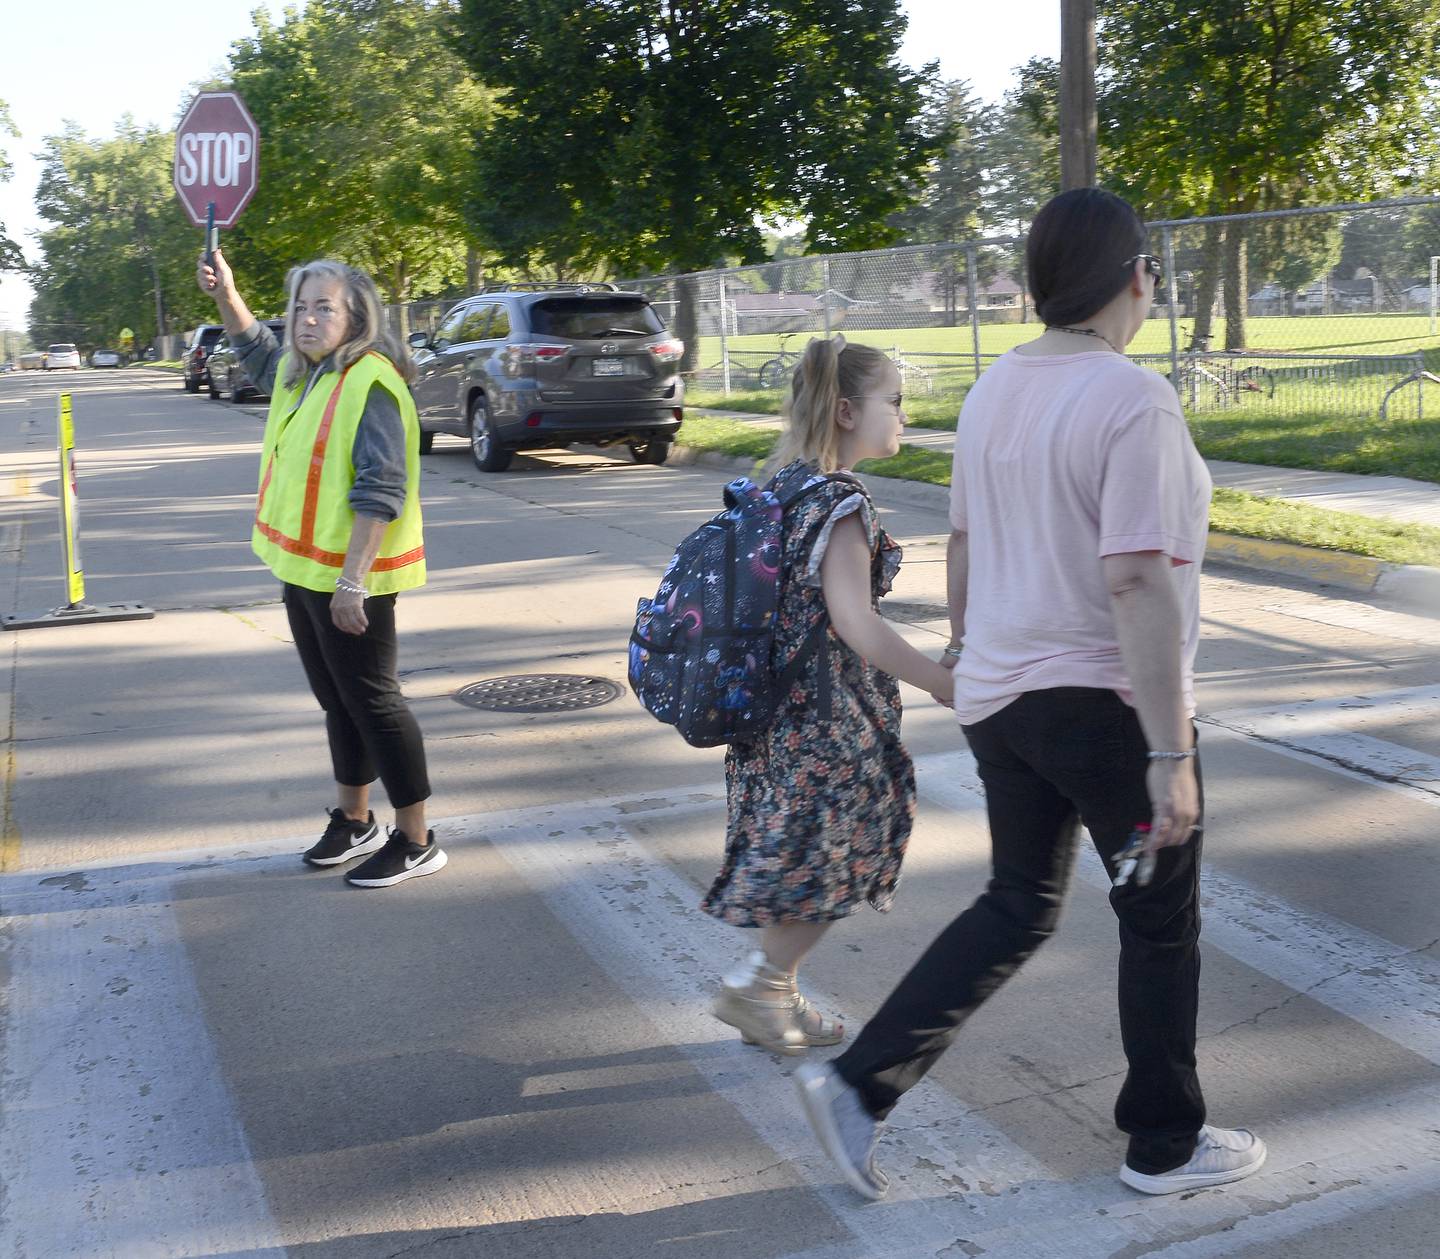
[629,440,672,465]
[208,374,224,401]
[417,430,435,455]
[468,395,512,472]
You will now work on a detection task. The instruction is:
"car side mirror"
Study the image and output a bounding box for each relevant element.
[407,332,431,350]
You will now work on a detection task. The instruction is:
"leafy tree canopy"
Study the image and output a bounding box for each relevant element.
[0,100,23,272]
[29,118,206,348]
[450,0,947,275]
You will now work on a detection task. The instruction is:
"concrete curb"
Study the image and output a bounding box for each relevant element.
[667,445,1440,610]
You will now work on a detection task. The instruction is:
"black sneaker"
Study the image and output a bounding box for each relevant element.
[345,828,447,888]
[303,809,383,867]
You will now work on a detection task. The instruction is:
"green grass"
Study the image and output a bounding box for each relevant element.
[674,413,1440,564]
[687,387,965,430]
[1209,487,1440,566]
[142,360,183,370]
[699,312,1439,367]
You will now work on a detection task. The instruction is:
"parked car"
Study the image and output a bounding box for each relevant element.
[182,324,225,393]
[19,351,46,371]
[406,283,684,472]
[90,348,123,368]
[45,343,82,371]
[207,319,286,403]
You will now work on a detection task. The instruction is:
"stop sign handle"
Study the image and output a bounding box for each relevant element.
[205,202,218,269]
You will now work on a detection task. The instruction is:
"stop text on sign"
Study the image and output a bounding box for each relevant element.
[176,131,254,189]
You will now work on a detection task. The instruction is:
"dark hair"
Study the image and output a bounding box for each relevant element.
[1027,188,1147,326]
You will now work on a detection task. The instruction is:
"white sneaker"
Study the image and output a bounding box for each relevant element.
[1120,1124,1267,1195]
[795,1061,889,1201]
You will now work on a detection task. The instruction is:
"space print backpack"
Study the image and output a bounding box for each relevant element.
[628,464,850,747]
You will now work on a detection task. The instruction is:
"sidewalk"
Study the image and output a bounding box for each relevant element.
[691,406,1440,529]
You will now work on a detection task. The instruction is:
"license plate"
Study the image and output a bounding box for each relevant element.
[591,358,625,377]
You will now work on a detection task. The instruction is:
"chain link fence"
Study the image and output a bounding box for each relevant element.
[616,196,1440,424]
[378,197,1440,425]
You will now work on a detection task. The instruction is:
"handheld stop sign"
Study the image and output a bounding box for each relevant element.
[173,90,259,265]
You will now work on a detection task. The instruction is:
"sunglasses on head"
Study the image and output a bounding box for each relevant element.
[1124,254,1164,288]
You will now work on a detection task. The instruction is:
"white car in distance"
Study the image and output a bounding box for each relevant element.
[45,343,82,370]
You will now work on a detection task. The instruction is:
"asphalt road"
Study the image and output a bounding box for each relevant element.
[2,369,1438,1258]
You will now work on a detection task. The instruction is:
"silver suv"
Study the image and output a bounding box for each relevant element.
[406,283,684,472]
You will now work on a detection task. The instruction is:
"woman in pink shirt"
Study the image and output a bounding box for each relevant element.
[797,189,1267,1199]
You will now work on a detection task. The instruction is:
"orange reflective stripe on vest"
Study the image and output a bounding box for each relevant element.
[253,360,427,572]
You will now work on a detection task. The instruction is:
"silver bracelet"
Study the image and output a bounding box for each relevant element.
[942,645,963,659]
[1147,749,1197,760]
[334,575,368,598]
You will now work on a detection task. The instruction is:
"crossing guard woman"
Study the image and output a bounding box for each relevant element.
[198,249,446,887]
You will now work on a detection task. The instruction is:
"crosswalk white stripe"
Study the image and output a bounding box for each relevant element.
[0,876,286,1257]
[1203,684,1440,801]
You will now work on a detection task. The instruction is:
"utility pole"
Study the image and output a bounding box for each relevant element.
[1059,0,1097,189]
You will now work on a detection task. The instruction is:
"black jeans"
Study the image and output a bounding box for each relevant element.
[835,687,1205,1174]
[282,583,430,809]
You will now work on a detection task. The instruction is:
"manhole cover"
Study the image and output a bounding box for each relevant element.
[454,674,623,714]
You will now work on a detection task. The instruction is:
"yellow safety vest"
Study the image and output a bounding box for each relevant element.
[252,349,426,595]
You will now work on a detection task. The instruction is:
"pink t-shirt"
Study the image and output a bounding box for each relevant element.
[949,348,1212,724]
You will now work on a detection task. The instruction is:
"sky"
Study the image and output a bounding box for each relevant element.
[0,0,1061,329]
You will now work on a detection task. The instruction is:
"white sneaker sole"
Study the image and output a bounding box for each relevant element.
[794,1062,889,1202]
[303,829,384,866]
[345,847,448,888]
[1120,1139,1268,1195]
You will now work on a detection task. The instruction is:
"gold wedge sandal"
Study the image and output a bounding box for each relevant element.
[713,951,844,1055]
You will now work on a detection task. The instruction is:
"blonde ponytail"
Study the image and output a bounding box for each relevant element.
[771,336,890,473]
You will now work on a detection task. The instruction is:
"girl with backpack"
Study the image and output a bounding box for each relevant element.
[706,336,956,1055]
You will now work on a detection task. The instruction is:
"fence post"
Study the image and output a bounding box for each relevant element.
[965,245,981,379]
[718,273,731,396]
[821,258,833,337]
[1163,226,1180,395]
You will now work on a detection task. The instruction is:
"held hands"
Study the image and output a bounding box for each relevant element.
[196,247,235,301]
[930,648,958,708]
[330,587,369,636]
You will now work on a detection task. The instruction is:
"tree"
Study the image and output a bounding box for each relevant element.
[1100,1,1440,349]
[985,58,1061,237]
[888,80,987,246]
[226,0,494,321]
[0,100,23,273]
[28,119,207,350]
[450,0,946,278]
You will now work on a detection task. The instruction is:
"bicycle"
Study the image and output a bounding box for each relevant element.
[756,332,803,390]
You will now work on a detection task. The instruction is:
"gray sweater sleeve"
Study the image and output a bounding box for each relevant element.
[349,384,409,523]
[231,320,283,395]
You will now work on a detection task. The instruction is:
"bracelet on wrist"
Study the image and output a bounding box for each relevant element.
[942,644,963,659]
[1147,749,1196,761]
[335,576,369,598]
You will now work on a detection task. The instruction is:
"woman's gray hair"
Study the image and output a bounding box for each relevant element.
[280,259,416,390]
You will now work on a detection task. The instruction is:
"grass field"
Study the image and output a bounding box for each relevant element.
[688,311,1440,483]
[697,312,1439,371]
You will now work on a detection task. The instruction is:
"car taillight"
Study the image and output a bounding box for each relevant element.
[195,347,205,361]
[502,344,569,377]
[648,339,684,363]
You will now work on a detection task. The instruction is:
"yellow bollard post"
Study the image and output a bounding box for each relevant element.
[2,394,154,630]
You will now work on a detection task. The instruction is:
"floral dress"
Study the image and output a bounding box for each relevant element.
[702,461,917,927]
